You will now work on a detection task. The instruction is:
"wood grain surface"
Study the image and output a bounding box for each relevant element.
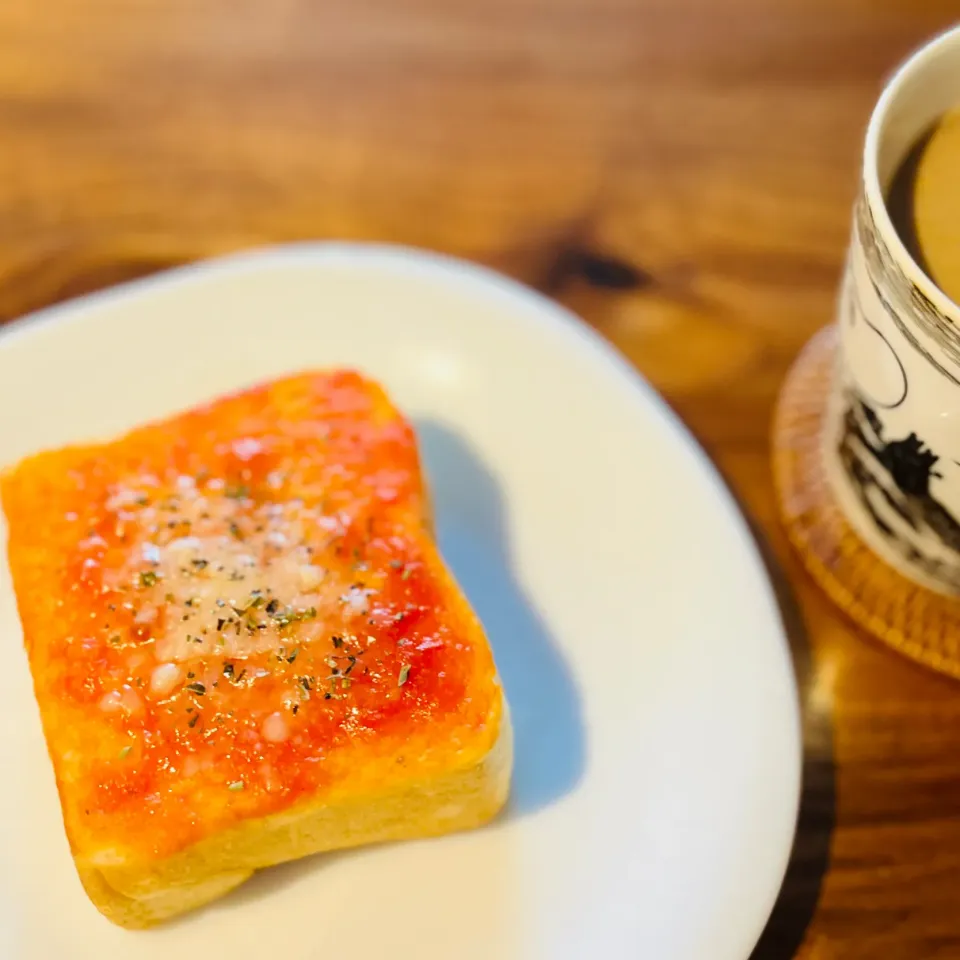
[2,1,960,956]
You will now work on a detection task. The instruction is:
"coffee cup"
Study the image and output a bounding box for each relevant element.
[827,25,960,594]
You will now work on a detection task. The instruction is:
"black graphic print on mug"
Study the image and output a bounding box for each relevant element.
[838,391,960,591]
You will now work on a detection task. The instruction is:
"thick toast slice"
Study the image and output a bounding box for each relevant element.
[1,370,511,928]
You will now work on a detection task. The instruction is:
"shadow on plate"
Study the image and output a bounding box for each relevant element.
[415,419,587,817]
[746,522,837,960]
[206,847,356,914]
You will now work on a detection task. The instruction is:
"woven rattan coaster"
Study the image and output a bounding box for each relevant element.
[773,324,960,680]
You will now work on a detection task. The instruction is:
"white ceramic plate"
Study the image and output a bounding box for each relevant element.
[0,244,800,960]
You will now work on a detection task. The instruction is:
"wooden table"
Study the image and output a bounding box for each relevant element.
[3,1,960,956]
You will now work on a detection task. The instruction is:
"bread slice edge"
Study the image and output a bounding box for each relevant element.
[79,693,512,928]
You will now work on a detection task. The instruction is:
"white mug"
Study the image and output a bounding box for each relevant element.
[826,25,960,595]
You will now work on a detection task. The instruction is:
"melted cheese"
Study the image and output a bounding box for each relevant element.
[108,482,386,665]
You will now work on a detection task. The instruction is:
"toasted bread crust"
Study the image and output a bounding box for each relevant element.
[83,701,510,927]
